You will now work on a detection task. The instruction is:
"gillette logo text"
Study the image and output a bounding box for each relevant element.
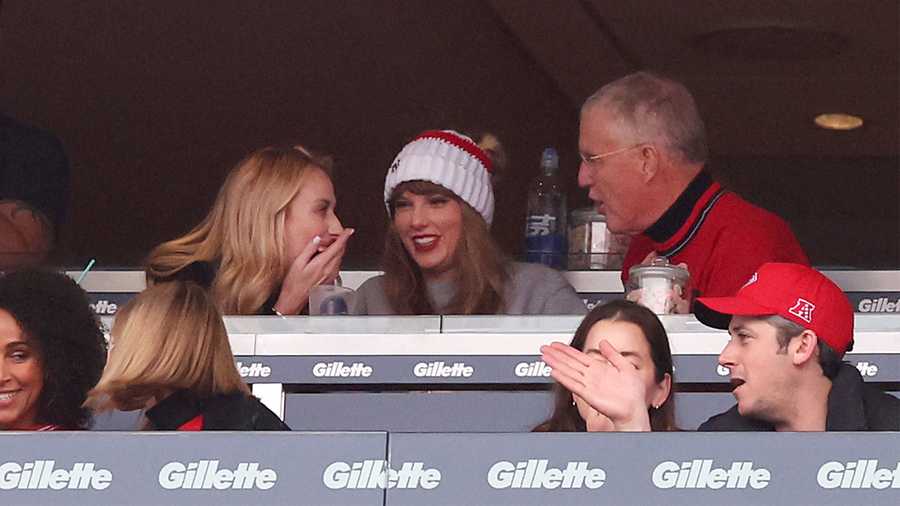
[236,361,272,378]
[158,461,276,490]
[652,460,771,489]
[312,361,373,378]
[413,361,474,378]
[817,460,900,489]
[487,460,605,489]
[323,461,440,489]
[514,361,551,378]
[0,461,112,490]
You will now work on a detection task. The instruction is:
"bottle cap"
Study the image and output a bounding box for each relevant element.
[541,147,559,174]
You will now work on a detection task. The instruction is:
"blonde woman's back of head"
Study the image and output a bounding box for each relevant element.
[86,281,249,413]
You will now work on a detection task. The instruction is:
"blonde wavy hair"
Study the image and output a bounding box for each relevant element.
[145,146,331,314]
[85,282,249,413]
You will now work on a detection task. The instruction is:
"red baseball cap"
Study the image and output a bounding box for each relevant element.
[695,263,854,356]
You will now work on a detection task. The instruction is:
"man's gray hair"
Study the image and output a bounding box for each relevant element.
[583,71,708,164]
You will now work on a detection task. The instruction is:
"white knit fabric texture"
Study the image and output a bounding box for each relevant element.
[384,131,494,224]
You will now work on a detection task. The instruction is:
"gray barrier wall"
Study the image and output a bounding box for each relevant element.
[281,391,739,432]
[2,433,898,505]
[96,392,896,433]
[229,353,900,384]
[89,313,899,432]
[0,432,387,506]
[73,270,900,315]
[386,432,900,506]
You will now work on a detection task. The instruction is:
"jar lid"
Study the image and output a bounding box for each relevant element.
[628,257,690,282]
[570,207,605,222]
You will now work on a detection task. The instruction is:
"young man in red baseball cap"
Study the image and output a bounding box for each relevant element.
[694,262,899,431]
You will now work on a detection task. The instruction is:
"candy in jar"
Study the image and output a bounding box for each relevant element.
[626,257,691,314]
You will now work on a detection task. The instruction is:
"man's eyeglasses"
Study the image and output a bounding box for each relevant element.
[579,143,645,166]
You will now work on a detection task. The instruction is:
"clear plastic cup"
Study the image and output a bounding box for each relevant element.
[309,284,355,315]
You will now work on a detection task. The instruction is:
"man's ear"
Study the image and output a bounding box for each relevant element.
[639,144,660,182]
[791,329,819,366]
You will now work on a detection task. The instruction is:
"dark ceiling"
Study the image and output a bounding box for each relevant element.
[489,0,899,156]
[1,1,898,267]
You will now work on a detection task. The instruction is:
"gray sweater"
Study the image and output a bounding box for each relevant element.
[351,262,587,315]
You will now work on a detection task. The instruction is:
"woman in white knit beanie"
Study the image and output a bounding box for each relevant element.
[352,129,586,316]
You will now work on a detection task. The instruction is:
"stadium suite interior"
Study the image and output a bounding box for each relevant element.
[1,1,897,268]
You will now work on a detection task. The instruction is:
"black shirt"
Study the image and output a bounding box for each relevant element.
[145,389,290,431]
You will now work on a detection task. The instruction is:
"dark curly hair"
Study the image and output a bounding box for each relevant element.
[0,269,107,429]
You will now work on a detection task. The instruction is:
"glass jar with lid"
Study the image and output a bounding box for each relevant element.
[626,257,691,314]
[567,207,630,270]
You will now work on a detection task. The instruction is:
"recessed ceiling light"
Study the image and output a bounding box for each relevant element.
[814,113,863,131]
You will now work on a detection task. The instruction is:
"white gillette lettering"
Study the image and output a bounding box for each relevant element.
[235,362,272,378]
[158,461,276,490]
[652,460,770,489]
[0,461,112,490]
[413,361,474,378]
[487,460,605,489]
[323,461,440,489]
[312,362,373,378]
[514,361,551,378]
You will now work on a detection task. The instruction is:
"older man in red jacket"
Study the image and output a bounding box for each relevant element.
[577,71,808,305]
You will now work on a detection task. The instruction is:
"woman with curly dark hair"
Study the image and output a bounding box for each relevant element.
[0,269,107,430]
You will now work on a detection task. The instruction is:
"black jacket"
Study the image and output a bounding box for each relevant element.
[699,363,900,431]
[145,390,290,431]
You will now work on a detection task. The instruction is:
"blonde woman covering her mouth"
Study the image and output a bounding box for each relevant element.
[146,145,353,315]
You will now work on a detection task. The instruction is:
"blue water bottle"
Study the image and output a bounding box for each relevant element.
[524,147,567,269]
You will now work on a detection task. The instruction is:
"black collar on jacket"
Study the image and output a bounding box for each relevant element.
[145,389,206,430]
[824,363,869,430]
[145,389,290,431]
[145,389,250,430]
[643,170,713,243]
